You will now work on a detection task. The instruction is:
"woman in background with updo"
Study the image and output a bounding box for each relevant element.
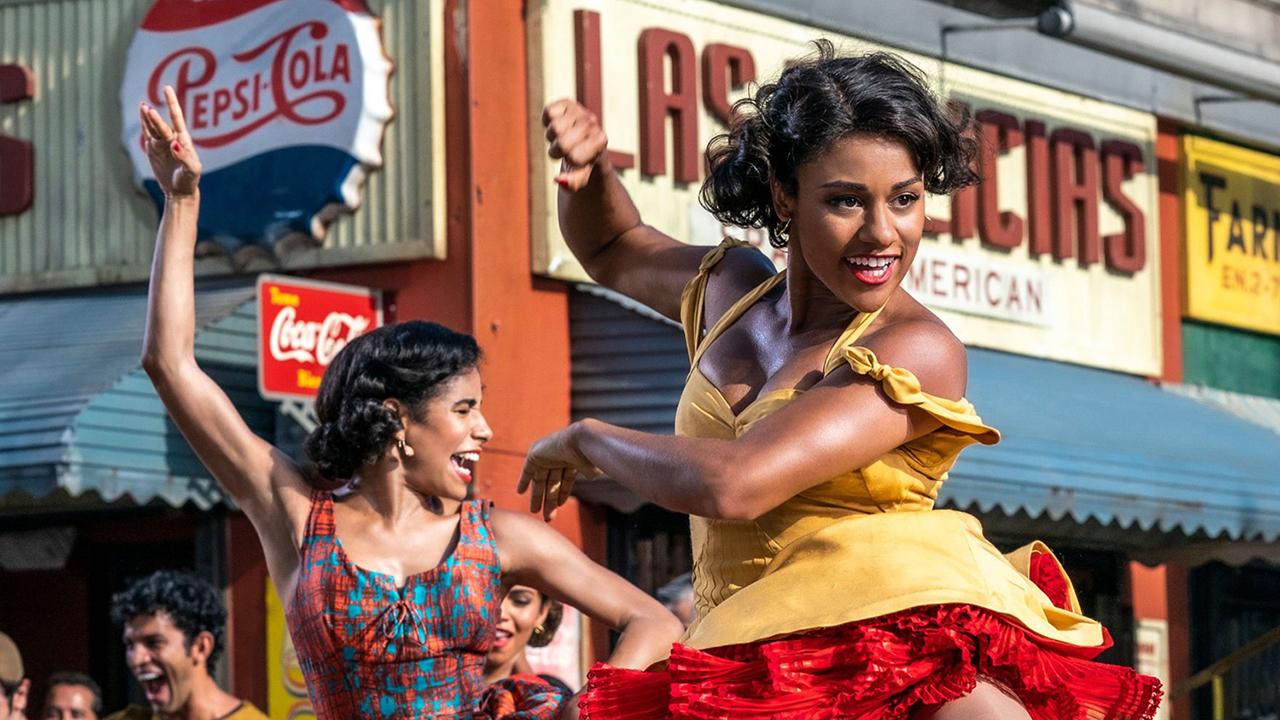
[525,42,1162,719]
[485,586,573,695]
[136,87,681,720]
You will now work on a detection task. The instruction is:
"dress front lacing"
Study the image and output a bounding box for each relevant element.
[285,492,520,719]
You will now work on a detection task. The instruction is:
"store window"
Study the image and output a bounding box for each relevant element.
[1189,561,1280,719]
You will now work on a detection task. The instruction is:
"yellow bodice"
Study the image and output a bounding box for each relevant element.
[678,352,999,615]
[674,239,1103,653]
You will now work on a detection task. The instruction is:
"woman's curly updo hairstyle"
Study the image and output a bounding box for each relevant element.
[701,41,980,248]
[529,594,564,648]
[304,321,481,482]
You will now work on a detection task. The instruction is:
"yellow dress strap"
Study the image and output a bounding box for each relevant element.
[680,239,754,360]
[842,346,1001,444]
[690,271,786,368]
[821,306,885,375]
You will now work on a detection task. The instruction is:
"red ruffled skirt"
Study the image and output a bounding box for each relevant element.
[579,604,1162,720]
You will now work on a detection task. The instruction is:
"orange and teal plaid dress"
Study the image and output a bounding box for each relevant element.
[286,491,565,720]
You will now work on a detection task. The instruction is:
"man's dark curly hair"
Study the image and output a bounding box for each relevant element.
[109,570,226,674]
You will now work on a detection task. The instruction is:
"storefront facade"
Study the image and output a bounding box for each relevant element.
[530,3,1280,720]
[6,0,1280,717]
[0,0,590,714]
[1174,134,1280,719]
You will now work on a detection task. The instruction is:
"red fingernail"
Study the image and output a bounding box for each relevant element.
[555,176,569,188]
[172,142,182,154]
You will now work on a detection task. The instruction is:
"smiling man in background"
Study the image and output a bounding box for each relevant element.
[104,571,266,720]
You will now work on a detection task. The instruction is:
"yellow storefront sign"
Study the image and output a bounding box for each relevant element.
[1182,135,1280,335]
[266,579,316,720]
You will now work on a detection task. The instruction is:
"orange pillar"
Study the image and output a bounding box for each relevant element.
[464,0,607,663]
[318,0,573,526]
[1130,561,1188,720]
[225,512,268,711]
[464,0,571,516]
[1150,119,1189,720]
[1155,120,1183,384]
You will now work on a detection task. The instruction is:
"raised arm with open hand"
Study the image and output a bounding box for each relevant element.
[139,86,201,198]
[138,86,311,599]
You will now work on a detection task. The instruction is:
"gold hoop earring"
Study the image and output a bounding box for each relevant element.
[777,218,791,240]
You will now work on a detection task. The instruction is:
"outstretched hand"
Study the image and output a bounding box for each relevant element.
[517,423,601,522]
[542,99,609,191]
[140,85,201,198]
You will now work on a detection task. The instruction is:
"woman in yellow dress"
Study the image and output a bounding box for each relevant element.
[520,43,1162,720]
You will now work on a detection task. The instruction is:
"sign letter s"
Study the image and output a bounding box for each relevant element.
[0,64,35,217]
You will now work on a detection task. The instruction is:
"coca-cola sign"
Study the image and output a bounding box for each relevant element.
[257,274,383,401]
[120,0,393,248]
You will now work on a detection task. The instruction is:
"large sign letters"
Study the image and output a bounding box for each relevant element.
[0,64,34,218]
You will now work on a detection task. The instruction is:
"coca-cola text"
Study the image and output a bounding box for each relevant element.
[269,305,371,366]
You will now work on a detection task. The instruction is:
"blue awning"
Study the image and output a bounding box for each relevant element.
[943,349,1280,544]
[0,282,268,512]
[570,288,1280,546]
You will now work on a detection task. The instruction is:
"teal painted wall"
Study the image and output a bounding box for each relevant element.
[1182,320,1280,399]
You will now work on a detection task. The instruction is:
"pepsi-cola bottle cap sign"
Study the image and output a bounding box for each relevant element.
[120,0,393,250]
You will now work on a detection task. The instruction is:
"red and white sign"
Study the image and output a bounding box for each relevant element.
[257,274,383,401]
[120,0,394,245]
[1134,619,1170,720]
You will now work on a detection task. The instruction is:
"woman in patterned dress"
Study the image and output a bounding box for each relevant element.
[520,45,1161,719]
[137,87,682,720]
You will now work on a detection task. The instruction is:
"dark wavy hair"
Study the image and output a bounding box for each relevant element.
[528,594,564,648]
[701,40,980,248]
[46,672,103,715]
[109,570,226,674]
[304,321,482,482]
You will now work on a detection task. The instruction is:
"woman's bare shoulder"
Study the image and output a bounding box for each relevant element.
[856,294,968,400]
[489,506,562,547]
[701,244,778,326]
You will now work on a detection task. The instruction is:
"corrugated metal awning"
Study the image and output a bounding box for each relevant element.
[1160,383,1280,440]
[0,282,266,512]
[570,288,1280,547]
[946,351,1280,544]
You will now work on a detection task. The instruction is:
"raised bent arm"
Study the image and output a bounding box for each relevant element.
[544,99,753,321]
[492,508,683,669]
[138,88,309,555]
